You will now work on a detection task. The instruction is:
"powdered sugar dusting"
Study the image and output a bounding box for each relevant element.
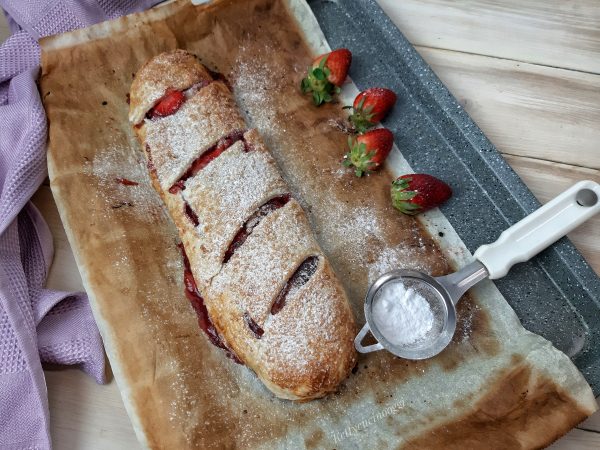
[456,301,482,343]
[368,246,429,284]
[232,44,298,141]
[144,83,246,191]
[182,140,288,286]
[228,43,445,310]
[262,260,350,376]
[307,198,432,286]
[129,49,212,124]
[85,142,169,224]
[208,201,320,325]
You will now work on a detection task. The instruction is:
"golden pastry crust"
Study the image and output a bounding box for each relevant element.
[182,138,288,286]
[129,49,213,125]
[261,258,357,400]
[130,49,356,400]
[209,201,356,400]
[139,81,247,191]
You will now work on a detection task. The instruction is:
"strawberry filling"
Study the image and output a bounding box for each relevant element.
[169,130,249,194]
[145,145,157,174]
[184,202,199,227]
[271,256,319,315]
[243,312,264,339]
[115,177,138,186]
[223,194,291,264]
[178,244,242,364]
[147,89,186,119]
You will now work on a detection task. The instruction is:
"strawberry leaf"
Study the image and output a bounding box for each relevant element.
[393,200,422,215]
[392,177,411,190]
[357,96,366,109]
[300,78,310,93]
[301,58,338,106]
[391,178,420,214]
[313,68,326,81]
[343,140,378,177]
[312,91,322,106]
[319,56,328,70]
[392,191,417,201]
[347,95,379,133]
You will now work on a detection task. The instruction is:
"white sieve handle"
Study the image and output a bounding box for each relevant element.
[354,322,384,354]
[474,180,600,279]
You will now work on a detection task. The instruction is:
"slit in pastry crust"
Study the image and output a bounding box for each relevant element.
[270,255,320,315]
[142,81,247,191]
[169,128,248,194]
[129,49,213,125]
[184,201,199,226]
[243,312,264,339]
[223,194,291,264]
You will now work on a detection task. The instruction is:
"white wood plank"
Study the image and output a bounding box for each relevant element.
[579,412,600,433]
[504,155,600,273]
[549,428,600,449]
[376,0,600,74]
[416,46,600,169]
[45,369,138,450]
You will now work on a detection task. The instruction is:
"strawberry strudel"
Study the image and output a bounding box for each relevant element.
[129,50,357,400]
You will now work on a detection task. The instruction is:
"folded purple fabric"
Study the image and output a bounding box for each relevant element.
[0,1,161,448]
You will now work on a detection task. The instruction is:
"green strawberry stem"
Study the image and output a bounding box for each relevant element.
[347,97,376,133]
[300,57,339,106]
[343,136,376,177]
[391,178,421,215]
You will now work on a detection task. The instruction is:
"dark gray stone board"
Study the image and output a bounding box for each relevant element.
[308,0,600,395]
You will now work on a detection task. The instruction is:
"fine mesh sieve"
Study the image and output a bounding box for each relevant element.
[356,181,600,360]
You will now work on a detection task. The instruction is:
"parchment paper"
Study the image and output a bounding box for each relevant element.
[40,0,597,448]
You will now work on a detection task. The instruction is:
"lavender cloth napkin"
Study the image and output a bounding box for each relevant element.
[0,1,161,448]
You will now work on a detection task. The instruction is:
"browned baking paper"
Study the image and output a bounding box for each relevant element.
[40,0,596,448]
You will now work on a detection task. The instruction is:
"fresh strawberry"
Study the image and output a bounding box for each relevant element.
[345,88,397,133]
[343,128,394,177]
[149,89,185,118]
[301,48,352,106]
[391,174,452,215]
[313,48,352,86]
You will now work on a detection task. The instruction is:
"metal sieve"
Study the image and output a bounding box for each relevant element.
[355,180,600,360]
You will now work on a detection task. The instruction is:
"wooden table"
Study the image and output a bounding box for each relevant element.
[2,1,599,448]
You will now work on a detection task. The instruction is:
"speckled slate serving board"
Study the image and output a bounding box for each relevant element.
[308,0,600,394]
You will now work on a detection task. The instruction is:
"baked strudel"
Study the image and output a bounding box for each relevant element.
[129,50,356,400]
